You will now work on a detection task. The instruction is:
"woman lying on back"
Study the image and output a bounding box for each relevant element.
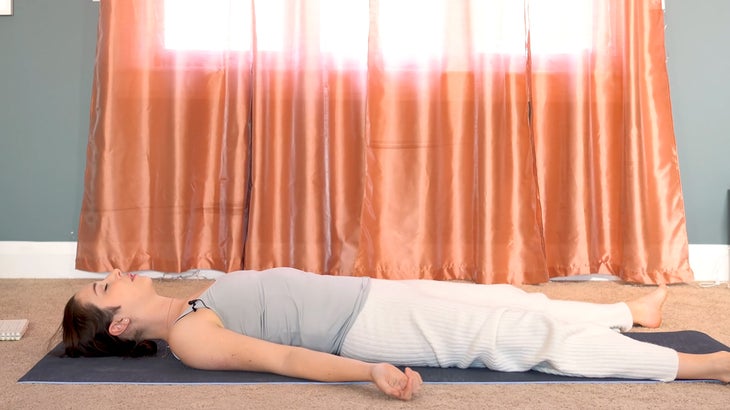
[62,268,730,401]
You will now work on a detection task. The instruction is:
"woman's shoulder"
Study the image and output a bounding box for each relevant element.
[167,308,284,371]
[171,307,223,334]
[168,308,223,356]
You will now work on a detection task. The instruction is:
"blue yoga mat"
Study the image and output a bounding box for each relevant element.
[18,331,730,385]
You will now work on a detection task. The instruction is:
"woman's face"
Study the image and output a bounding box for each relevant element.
[75,269,156,311]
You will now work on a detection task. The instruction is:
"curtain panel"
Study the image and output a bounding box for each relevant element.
[76,0,692,284]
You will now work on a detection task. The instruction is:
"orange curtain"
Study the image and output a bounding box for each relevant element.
[76,1,252,272]
[531,0,692,283]
[76,0,692,284]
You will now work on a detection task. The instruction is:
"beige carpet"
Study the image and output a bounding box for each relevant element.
[1,277,729,409]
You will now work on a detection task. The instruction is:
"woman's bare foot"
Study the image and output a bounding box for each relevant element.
[626,285,667,328]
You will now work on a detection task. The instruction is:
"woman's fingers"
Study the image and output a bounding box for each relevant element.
[406,367,423,395]
[372,363,423,401]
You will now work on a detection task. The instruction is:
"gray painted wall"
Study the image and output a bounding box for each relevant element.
[665,0,730,245]
[0,0,728,244]
[0,0,97,241]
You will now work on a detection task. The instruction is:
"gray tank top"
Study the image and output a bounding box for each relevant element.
[176,267,371,354]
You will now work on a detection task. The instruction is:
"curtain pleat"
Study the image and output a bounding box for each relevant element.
[76,0,692,284]
[77,1,251,273]
[531,0,692,282]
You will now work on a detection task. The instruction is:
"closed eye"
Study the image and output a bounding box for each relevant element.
[104,284,108,292]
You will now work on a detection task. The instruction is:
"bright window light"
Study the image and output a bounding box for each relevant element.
[529,0,593,53]
[164,0,250,51]
[471,0,527,54]
[319,0,369,65]
[378,0,444,64]
[472,0,593,54]
[254,0,286,52]
[164,0,593,58]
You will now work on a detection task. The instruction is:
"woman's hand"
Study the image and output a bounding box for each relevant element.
[370,363,423,400]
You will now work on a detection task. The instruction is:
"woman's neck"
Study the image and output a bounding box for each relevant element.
[138,296,189,341]
[137,282,212,341]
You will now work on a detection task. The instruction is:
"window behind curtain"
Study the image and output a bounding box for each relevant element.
[163,0,594,66]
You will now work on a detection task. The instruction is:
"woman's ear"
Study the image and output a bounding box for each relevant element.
[108,317,130,336]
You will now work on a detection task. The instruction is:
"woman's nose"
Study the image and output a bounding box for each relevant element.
[105,268,123,281]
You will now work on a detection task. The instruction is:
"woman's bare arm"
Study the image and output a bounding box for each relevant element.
[168,309,422,400]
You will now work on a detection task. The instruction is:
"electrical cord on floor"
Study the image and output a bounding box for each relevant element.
[697,280,730,288]
[160,269,208,280]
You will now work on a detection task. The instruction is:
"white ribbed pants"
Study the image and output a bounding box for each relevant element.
[340,280,678,381]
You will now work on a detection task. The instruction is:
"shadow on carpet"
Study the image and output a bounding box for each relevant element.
[19,331,729,385]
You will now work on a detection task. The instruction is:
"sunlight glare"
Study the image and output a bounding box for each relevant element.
[164,0,249,51]
[378,0,444,64]
[164,0,593,58]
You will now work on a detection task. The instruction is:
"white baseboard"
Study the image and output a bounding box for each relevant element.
[0,241,223,279]
[687,244,730,284]
[0,241,728,282]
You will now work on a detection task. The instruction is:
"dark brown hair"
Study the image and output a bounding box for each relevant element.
[61,295,157,358]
